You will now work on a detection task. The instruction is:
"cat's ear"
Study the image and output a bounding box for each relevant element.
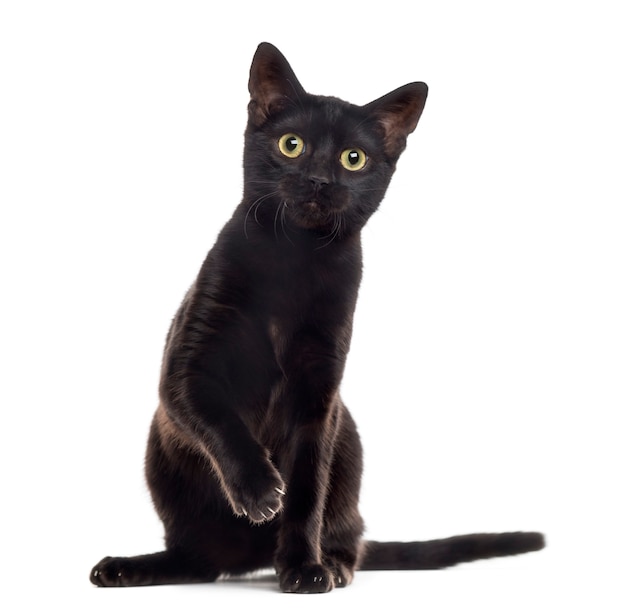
[248,43,306,127]
[363,82,428,158]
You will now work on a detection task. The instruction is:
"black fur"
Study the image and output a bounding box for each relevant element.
[90,42,544,594]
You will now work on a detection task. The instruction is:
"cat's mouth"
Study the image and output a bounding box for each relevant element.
[286,199,335,230]
[302,200,324,215]
[279,178,348,231]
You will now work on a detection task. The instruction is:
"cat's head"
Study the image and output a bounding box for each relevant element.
[243,43,427,238]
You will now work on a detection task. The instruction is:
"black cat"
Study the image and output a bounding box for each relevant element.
[90,42,544,594]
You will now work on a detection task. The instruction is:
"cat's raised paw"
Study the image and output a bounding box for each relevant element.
[279,564,334,594]
[229,461,286,524]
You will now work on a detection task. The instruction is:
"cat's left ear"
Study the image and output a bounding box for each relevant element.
[363,82,428,158]
[248,42,306,127]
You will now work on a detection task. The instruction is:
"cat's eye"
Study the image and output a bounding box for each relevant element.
[278,133,305,158]
[340,147,367,171]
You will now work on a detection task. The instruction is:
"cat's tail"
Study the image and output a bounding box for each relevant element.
[359,532,545,570]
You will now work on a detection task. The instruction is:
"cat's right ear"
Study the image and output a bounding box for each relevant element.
[248,43,306,127]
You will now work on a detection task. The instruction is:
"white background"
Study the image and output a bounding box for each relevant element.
[1,1,624,610]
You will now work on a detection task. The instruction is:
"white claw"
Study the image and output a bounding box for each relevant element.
[261,512,268,519]
[275,487,286,495]
[241,508,248,516]
[267,507,275,514]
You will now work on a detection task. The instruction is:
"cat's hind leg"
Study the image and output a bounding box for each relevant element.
[90,549,219,587]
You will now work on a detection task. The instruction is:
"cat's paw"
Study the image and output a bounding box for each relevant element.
[324,559,354,588]
[279,563,334,594]
[91,557,141,587]
[229,460,286,524]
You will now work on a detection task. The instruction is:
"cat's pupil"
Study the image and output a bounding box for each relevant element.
[348,151,359,165]
[286,137,298,152]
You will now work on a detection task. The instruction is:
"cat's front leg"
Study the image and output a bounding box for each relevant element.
[219,444,287,523]
[158,377,286,524]
[274,420,337,593]
[272,367,344,593]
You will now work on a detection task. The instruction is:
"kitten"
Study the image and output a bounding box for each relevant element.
[90,42,544,594]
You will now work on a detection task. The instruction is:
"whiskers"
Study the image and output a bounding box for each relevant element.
[275,201,294,246]
[244,191,280,239]
[244,191,344,249]
[316,213,344,250]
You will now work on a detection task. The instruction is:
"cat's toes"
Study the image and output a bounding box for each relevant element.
[327,562,353,588]
[91,557,135,587]
[279,564,334,594]
[90,556,158,587]
[231,466,286,524]
[237,484,286,524]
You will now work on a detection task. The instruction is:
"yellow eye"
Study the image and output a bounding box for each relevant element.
[278,133,305,158]
[340,147,367,171]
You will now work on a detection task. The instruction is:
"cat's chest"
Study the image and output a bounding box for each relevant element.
[267,316,289,368]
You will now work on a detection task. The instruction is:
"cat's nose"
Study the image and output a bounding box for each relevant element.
[309,175,329,190]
